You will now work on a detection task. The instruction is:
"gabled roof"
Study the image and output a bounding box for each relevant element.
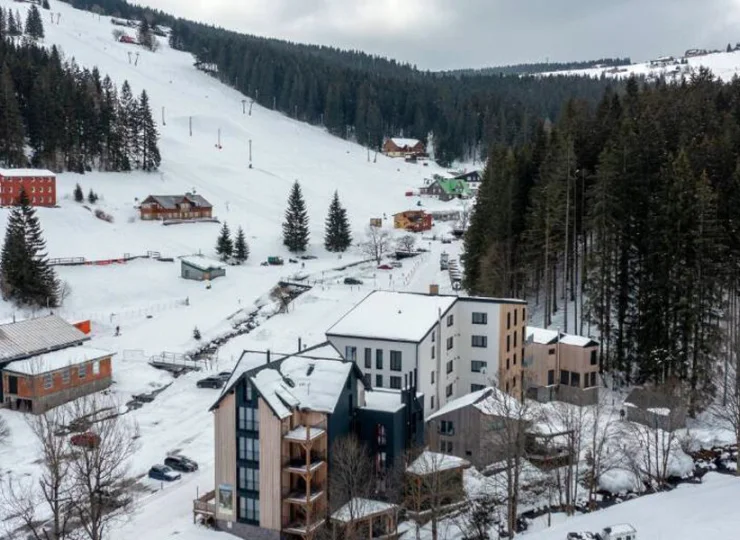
[389,137,422,148]
[5,346,113,375]
[426,387,492,421]
[181,256,226,272]
[326,291,456,343]
[527,326,598,347]
[331,498,398,523]
[406,451,470,475]
[0,315,89,364]
[433,178,472,196]
[142,194,212,209]
[0,168,55,177]
[210,343,363,416]
[426,386,525,421]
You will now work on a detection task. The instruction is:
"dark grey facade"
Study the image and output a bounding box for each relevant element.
[181,260,226,281]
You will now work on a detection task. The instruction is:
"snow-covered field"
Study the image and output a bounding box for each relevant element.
[543,49,740,81]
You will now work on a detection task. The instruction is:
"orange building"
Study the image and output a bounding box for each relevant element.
[393,210,432,232]
[2,347,114,414]
[0,168,57,207]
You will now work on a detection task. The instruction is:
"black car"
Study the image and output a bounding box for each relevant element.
[344,277,363,285]
[164,455,199,472]
[217,371,232,382]
[197,376,224,389]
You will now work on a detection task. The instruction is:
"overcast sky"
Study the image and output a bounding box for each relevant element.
[138,0,740,70]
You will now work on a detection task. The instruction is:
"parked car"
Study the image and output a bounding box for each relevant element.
[288,258,299,264]
[164,455,199,472]
[300,255,318,260]
[344,277,363,285]
[378,264,393,270]
[390,261,403,268]
[70,431,100,449]
[197,376,224,389]
[267,256,284,265]
[217,371,232,382]
[148,465,181,482]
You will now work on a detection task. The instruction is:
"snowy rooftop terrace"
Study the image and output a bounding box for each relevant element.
[327,291,456,343]
[361,388,423,413]
[5,346,113,375]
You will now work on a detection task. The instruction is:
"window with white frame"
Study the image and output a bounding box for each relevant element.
[43,373,53,389]
[446,384,453,397]
[471,360,487,373]
[78,363,87,379]
[446,336,453,350]
[446,360,453,374]
[472,312,487,324]
[390,350,402,371]
[239,496,259,522]
[61,369,70,385]
[472,335,488,348]
[390,376,401,389]
[446,314,454,327]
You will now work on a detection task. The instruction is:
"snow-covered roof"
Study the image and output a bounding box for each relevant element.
[390,138,422,148]
[181,256,226,272]
[527,326,598,347]
[250,353,354,420]
[142,194,212,209]
[646,407,671,416]
[327,291,456,343]
[527,326,559,345]
[331,498,398,523]
[604,524,637,535]
[362,388,423,413]
[559,334,598,347]
[5,346,113,375]
[0,168,55,178]
[284,425,325,442]
[426,387,492,421]
[406,451,470,475]
[0,315,89,363]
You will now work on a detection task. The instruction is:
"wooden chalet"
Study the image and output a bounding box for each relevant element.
[139,193,213,221]
[382,138,426,158]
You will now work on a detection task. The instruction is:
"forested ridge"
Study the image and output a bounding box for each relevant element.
[60,0,618,165]
[0,5,160,172]
[464,71,740,406]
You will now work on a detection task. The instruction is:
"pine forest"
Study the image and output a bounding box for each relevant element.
[0,4,160,172]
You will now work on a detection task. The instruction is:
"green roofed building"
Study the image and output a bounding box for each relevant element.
[421,177,472,201]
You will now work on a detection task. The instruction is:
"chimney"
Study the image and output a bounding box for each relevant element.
[266,349,271,364]
[429,284,439,296]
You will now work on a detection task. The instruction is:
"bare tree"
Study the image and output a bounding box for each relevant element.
[328,435,375,539]
[584,393,620,506]
[710,361,740,475]
[397,234,416,253]
[0,414,8,444]
[67,396,138,540]
[58,281,72,306]
[111,29,124,41]
[361,226,391,264]
[455,492,500,540]
[403,450,467,540]
[481,387,534,537]
[457,199,471,232]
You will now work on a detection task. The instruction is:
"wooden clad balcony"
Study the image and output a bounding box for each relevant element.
[284,425,326,443]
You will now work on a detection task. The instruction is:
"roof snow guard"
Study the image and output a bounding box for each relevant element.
[0,315,89,364]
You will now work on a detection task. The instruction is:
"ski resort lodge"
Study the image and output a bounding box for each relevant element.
[181,256,227,281]
[0,168,57,207]
[197,343,424,540]
[393,210,433,232]
[325,290,527,417]
[139,193,213,221]
[382,137,426,158]
[0,315,113,414]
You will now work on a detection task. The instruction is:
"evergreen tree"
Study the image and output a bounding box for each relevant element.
[0,64,26,167]
[119,80,136,170]
[137,18,153,50]
[42,0,51,10]
[215,222,233,261]
[234,226,249,263]
[324,190,351,252]
[6,9,18,37]
[25,5,44,40]
[0,8,6,40]
[0,189,58,307]
[74,183,84,202]
[87,189,98,204]
[282,181,309,252]
[137,90,161,171]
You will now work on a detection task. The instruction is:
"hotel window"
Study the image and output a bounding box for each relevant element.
[390,351,402,371]
[513,353,517,365]
[514,309,518,325]
[239,437,259,462]
[390,376,402,389]
[471,384,485,392]
[431,331,435,342]
[589,372,598,387]
[238,406,259,431]
[431,346,435,359]
[446,384,453,397]
[364,348,372,369]
[92,361,100,375]
[239,468,258,491]
[446,360,453,374]
[61,369,70,385]
[245,382,253,402]
[548,370,555,385]
[590,350,598,365]
[446,336,453,350]
[446,314,454,327]
[472,312,487,324]
[472,335,487,348]
[43,373,53,389]
[514,332,517,347]
[571,372,581,388]
[549,347,556,355]
[376,375,383,388]
[376,349,383,369]
[78,363,87,379]
[377,424,387,446]
[345,346,357,361]
[560,370,570,385]
[507,312,511,329]
[506,335,510,352]
[431,396,435,409]
[471,360,487,373]
[239,496,259,523]
[431,371,435,384]
[439,420,455,435]
[440,440,453,453]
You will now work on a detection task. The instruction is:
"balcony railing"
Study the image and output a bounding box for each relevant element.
[285,487,325,505]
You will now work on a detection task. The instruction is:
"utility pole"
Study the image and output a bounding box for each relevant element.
[249,99,254,116]
[127,51,132,64]
[134,52,140,67]
[241,100,247,114]
[248,139,253,169]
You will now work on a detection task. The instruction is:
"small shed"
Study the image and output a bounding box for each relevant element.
[330,498,399,540]
[181,257,226,281]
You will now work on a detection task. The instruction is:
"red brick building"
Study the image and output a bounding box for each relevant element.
[139,193,213,221]
[0,168,57,207]
[2,347,113,414]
